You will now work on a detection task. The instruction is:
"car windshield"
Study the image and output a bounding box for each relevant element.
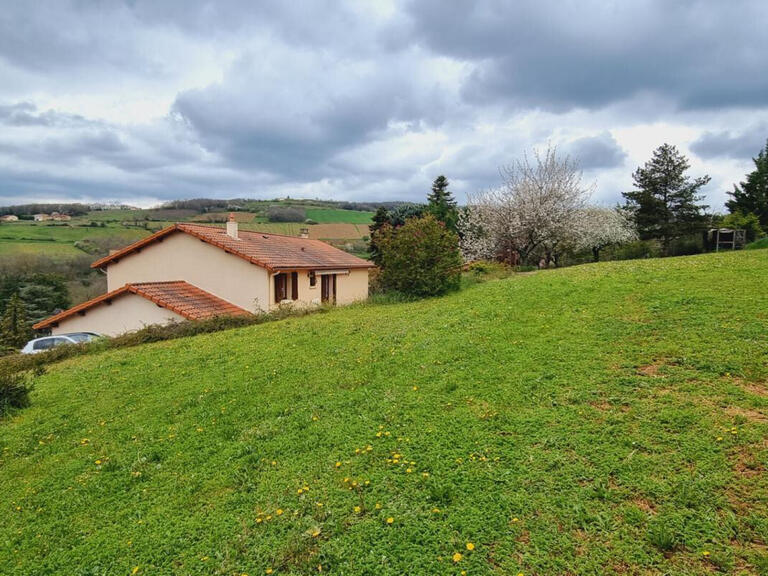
[65,333,95,343]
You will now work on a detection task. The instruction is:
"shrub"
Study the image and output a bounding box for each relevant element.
[0,366,33,415]
[267,206,306,222]
[377,215,462,297]
[721,210,764,242]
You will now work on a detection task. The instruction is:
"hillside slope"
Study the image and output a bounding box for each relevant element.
[1,252,767,575]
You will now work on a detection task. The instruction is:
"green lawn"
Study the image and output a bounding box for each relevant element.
[1,252,767,575]
[305,208,374,223]
[746,237,768,250]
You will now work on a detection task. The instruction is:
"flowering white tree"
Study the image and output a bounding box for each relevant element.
[460,146,592,265]
[574,206,637,261]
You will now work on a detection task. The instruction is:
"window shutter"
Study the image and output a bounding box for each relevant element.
[274,274,286,303]
[291,272,298,300]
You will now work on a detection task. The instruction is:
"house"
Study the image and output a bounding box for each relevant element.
[51,212,72,221]
[33,213,51,221]
[0,214,19,222]
[33,215,374,336]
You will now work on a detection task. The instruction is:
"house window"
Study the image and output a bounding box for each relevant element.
[309,271,316,287]
[274,273,287,302]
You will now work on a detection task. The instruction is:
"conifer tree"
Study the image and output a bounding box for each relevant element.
[622,144,709,256]
[1,293,31,350]
[426,175,459,233]
[726,139,768,229]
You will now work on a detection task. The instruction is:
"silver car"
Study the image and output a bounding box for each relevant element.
[21,332,102,354]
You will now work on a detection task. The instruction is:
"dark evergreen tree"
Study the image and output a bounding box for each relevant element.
[726,139,768,229]
[1,293,31,350]
[426,175,459,232]
[367,207,391,266]
[622,144,710,256]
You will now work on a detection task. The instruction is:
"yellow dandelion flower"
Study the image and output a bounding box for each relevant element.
[276,509,283,516]
[422,472,429,478]
[386,517,394,524]
[335,461,341,468]
[354,506,361,513]
[94,460,102,465]
[413,386,419,391]
[452,552,462,563]
[375,502,382,509]
[432,507,440,513]
[466,542,475,551]
[366,445,373,451]
[406,468,412,473]
[266,569,273,575]
[256,518,262,524]
[702,550,710,557]
[271,460,277,466]
[511,517,519,523]
[316,502,323,507]
[716,436,723,441]
[311,528,321,537]
[131,568,140,575]
[298,489,304,495]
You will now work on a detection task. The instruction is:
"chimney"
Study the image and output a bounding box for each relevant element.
[226,212,238,239]
[299,227,309,239]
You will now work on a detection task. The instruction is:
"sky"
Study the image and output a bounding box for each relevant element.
[0,1,766,209]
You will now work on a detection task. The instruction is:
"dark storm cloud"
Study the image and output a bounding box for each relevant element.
[566,133,627,170]
[0,0,765,206]
[172,50,451,181]
[405,0,768,112]
[690,124,768,159]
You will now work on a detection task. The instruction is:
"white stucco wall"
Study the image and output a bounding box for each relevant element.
[105,232,270,313]
[51,293,185,337]
[267,268,369,308]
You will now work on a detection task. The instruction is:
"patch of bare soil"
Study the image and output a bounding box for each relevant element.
[725,406,768,423]
[736,379,768,398]
[632,498,656,514]
[637,362,666,377]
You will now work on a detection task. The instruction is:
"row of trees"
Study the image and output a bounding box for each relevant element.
[368,139,767,297]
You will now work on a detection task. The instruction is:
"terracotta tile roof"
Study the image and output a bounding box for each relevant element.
[33,281,251,330]
[91,223,374,271]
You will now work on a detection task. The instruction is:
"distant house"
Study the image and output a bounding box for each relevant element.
[34,215,374,336]
[51,213,71,221]
[33,213,51,221]
[0,214,19,222]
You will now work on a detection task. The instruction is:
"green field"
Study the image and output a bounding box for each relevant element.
[2,252,767,574]
[0,222,150,258]
[304,208,374,223]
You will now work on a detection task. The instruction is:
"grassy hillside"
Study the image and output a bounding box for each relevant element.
[2,252,767,575]
[0,221,149,256]
[746,237,768,250]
